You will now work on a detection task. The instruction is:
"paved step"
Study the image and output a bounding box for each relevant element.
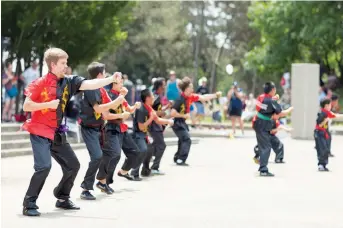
[1,137,200,158]
[1,137,80,150]
[1,131,30,141]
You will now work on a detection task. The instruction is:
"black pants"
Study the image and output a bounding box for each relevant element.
[80,126,103,190]
[143,131,166,171]
[254,119,273,172]
[172,128,192,163]
[254,134,284,161]
[23,134,80,208]
[130,132,148,177]
[96,128,121,182]
[107,131,139,184]
[314,130,330,166]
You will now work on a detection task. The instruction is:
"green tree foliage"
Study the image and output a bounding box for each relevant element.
[246,1,343,85]
[1,1,132,70]
[100,1,193,84]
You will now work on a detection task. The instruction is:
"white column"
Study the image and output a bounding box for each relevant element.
[290,63,319,140]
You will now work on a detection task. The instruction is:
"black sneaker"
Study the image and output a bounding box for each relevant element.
[96,182,113,194]
[132,176,143,181]
[117,172,134,181]
[22,207,41,216]
[80,191,96,200]
[275,159,285,164]
[55,200,80,210]
[141,168,151,177]
[259,171,274,177]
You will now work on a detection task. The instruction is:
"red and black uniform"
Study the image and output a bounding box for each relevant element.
[22,72,85,209]
[253,93,282,172]
[314,109,336,167]
[101,89,139,185]
[130,104,155,178]
[172,93,199,164]
[253,119,284,162]
[79,88,111,191]
[142,93,167,172]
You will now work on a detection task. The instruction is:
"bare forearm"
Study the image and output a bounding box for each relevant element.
[79,77,113,90]
[200,94,217,102]
[156,117,170,125]
[23,100,50,112]
[126,105,136,113]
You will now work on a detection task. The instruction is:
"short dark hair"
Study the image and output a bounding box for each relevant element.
[141,89,152,102]
[153,77,165,91]
[331,94,339,101]
[178,77,192,92]
[87,62,105,79]
[263,82,275,94]
[320,98,331,108]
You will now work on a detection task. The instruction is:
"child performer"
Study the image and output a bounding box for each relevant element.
[170,77,221,166]
[253,114,292,164]
[78,62,126,200]
[130,89,174,180]
[315,98,343,171]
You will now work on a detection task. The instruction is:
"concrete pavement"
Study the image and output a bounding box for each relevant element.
[2,131,343,228]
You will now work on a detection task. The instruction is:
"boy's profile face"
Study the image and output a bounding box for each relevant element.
[324,103,332,111]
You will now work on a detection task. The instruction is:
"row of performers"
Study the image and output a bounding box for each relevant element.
[21,48,221,216]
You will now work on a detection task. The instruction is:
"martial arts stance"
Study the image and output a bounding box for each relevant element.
[130,89,174,179]
[314,98,342,171]
[253,82,293,177]
[142,77,171,176]
[22,48,120,216]
[253,116,292,164]
[79,62,127,200]
[170,77,221,166]
[101,75,141,186]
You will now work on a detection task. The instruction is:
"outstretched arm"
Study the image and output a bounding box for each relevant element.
[79,73,120,91]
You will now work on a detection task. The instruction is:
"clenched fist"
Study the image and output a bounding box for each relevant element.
[135,102,141,109]
[120,87,128,96]
[216,91,222,98]
[183,113,191,119]
[48,99,60,109]
[168,119,174,126]
[121,111,131,119]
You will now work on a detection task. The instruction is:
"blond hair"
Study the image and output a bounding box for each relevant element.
[44,48,68,70]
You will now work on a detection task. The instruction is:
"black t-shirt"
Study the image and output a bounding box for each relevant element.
[316,110,331,132]
[57,75,85,126]
[150,94,163,132]
[256,94,282,118]
[133,105,150,135]
[79,89,108,126]
[172,94,199,130]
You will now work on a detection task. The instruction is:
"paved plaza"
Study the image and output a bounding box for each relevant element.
[2,131,343,228]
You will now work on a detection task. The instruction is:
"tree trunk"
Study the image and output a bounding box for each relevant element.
[15,56,23,114]
[193,1,205,85]
[209,35,228,93]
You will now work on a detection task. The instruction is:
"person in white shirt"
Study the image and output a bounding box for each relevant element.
[22,61,39,89]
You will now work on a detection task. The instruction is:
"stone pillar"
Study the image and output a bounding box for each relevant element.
[290,63,319,140]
